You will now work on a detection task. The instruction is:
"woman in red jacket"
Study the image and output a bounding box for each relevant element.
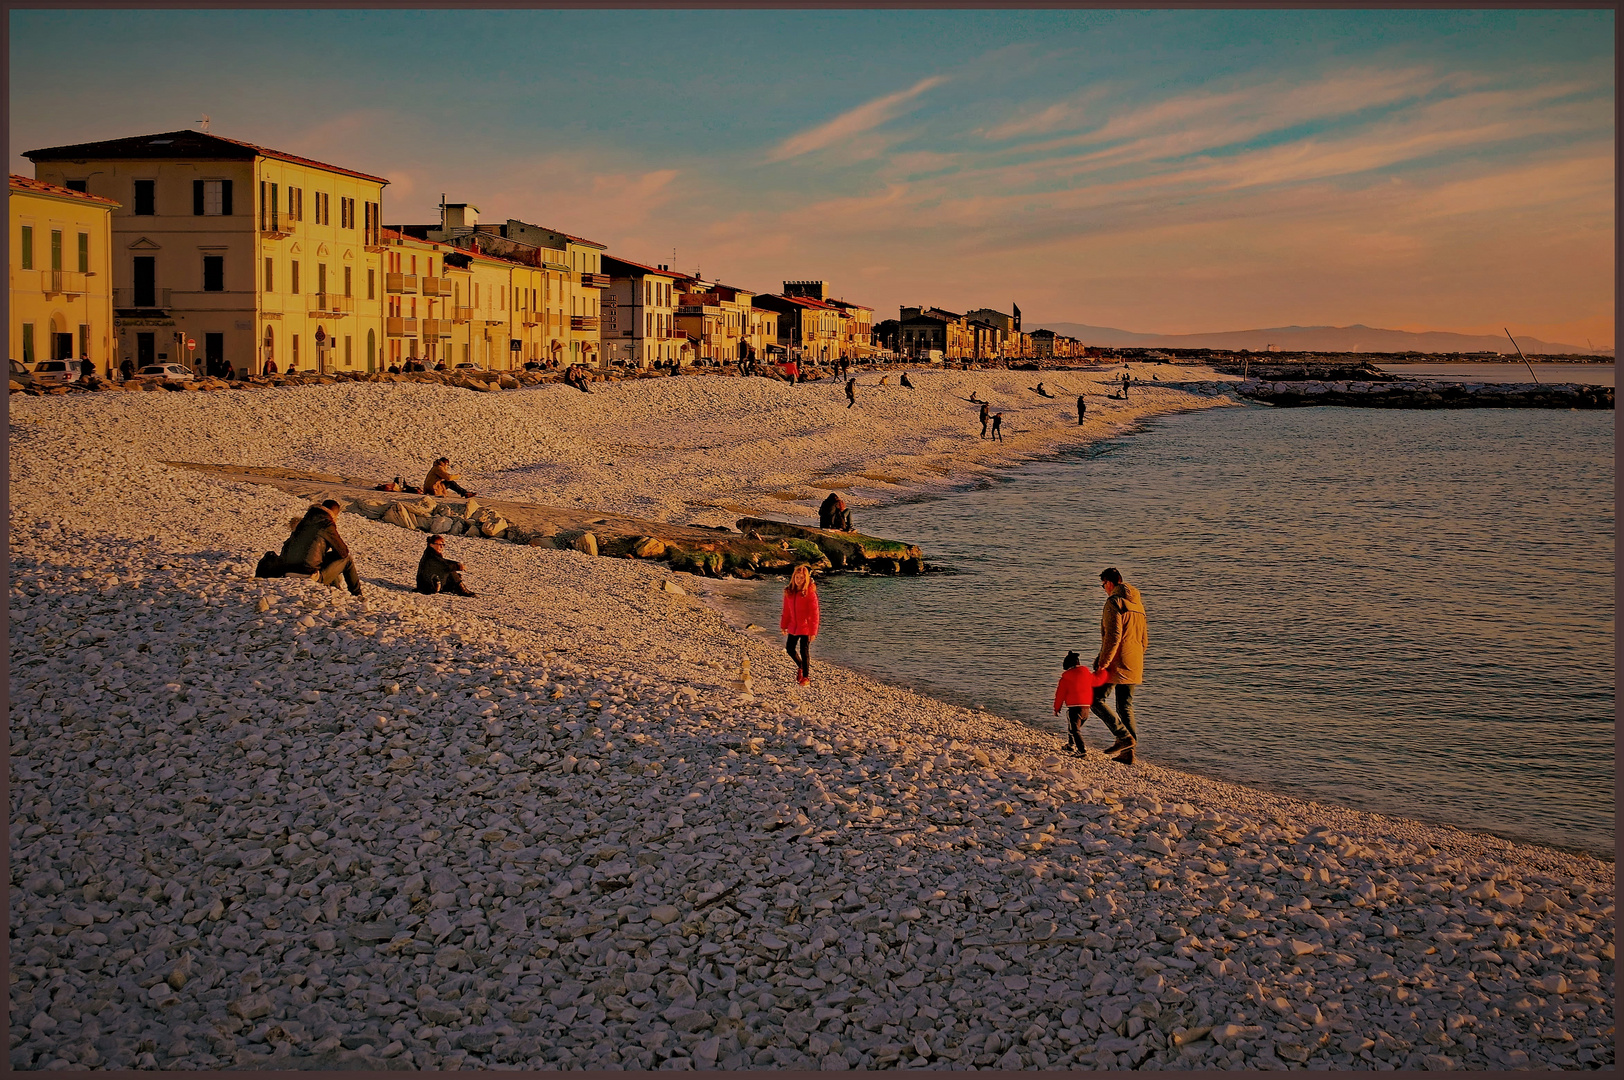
[780,564,820,685]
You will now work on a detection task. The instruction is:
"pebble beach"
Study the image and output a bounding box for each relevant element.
[8,366,1614,1071]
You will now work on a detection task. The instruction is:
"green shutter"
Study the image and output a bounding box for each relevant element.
[20,226,31,269]
[77,233,89,273]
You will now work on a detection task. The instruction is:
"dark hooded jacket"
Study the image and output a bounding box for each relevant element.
[280,506,349,572]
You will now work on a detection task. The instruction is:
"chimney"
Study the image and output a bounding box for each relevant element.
[442,202,479,233]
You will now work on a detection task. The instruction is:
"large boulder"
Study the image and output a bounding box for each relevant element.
[735,517,923,571]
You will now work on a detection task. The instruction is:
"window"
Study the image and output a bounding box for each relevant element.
[203,255,224,292]
[290,261,300,294]
[133,257,156,306]
[133,179,155,216]
[50,230,62,271]
[292,334,300,369]
[77,233,89,273]
[19,226,32,269]
[344,336,352,367]
[318,264,328,297]
[264,257,274,292]
[344,266,352,298]
[193,179,232,215]
[22,324,34,363]
[65,179,87,193]
[367,268,375,300]
[340,197,353,229]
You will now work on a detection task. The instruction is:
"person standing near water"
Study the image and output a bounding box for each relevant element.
[1092,567,1147,763]
[1077,395,1086,425]
[1054,650,1111,755]
[781,564,820,685]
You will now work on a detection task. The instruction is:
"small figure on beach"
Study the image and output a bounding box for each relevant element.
[119,357,135,381]
[374,476,405,492]
[818,493,853,532]
[780,564,820,686]
[255,499,363,598]
[1031,382,1054,398]
[784,360,799,384]
[1121,372,1131,400]
[900,372,915,389]
[979,402,990,438]
[990,412,1004,441]
[565,364,593,393]
[1093,567,1147,764]
[1054,651,1111,756]
[846,378,857,408]
[424,457,475,498]
[416,535,476,597]
[969,390,985,404]
[1077,395,1087,425]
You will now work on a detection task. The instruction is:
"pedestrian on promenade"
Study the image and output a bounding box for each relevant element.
[1092,567,1148,764]
[781,564,820,685]
[1054,651,1111,755]
[119,357,135,382]
[846,378,857,408]
[979,402,990,438]
[416,535,476,597]
[990,413,1004,441]
[785,360,799,384]
[1077,395,1087,425]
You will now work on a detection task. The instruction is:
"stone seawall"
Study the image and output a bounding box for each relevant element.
[1170,380,1613,410]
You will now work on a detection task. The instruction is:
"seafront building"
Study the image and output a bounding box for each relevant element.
[25,130,388,377]
[899,305,975,360]
[9,175,119,375]
[601,254,680,369]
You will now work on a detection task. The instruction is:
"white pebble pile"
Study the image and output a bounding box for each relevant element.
[8,372,1613,1071]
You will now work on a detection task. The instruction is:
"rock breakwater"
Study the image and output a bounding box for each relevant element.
[1214,379,1613,409]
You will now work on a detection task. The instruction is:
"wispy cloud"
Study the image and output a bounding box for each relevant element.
[766,75,948,162]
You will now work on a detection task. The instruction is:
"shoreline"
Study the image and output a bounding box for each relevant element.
[8,372,1614,1072]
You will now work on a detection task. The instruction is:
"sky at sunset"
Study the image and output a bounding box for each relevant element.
[10,9,1615,347]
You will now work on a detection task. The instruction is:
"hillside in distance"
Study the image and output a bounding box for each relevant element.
[1032,322,1612,356]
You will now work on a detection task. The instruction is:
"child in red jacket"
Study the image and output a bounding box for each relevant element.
[1054,650,1111,756]
[781,564,820,685]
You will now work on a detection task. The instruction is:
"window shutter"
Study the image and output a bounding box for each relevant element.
[221,180,233,216]
[193,180,205,216]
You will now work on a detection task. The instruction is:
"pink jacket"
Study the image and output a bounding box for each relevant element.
[1054,665,1110,712]
[780,588,820,637]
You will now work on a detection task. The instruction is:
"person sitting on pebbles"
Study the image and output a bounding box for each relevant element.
[256,499,363,597]
[416,535,476,597]
[423,457,475,498]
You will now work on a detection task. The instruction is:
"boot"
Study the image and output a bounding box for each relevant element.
[1102,735,1135,757]
[448,584,477,598]
[1112,747,1135,766]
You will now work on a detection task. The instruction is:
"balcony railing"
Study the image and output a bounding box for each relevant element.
[570,315,600,331]
[385,317,419,337]
[451,306,474,323]
[42,270,90,295]
[309,293,354,315]
[578,272,611,289]
[420,318,452,338]
[521,313,542,327]
[114,287,171,310]
[420,277,448,297]
[385,273,418,294]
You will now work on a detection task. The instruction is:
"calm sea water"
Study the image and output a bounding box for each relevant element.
[731,406,1615,855]
[1376,362,1614,387]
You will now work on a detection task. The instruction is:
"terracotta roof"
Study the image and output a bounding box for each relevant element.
[24,130,390,185]
[9,173,121,207]
[601,254,678,279]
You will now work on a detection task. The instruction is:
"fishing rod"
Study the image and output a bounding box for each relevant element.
[1504,328,1539,385]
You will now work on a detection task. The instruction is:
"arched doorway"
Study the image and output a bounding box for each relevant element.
[366,329,376,373]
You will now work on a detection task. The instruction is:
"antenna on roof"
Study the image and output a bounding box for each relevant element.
[196,114,211,134]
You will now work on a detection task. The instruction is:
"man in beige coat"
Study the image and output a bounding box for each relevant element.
[1092,566,1147,764]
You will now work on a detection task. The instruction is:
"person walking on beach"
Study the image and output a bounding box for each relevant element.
[846,378,857,408]
[990,412,1004,441]
[1077,395,1087,425]
[416,535,476,597]
[979,402,990,439]
[781,564,820,685]
[1054,650,1111,755]
[1092,567,1147,764]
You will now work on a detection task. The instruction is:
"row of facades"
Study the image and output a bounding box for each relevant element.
[10,130,1078,377]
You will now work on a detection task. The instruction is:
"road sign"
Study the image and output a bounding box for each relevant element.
[510,339,522,351]
[186,338,196,349]
[314,327,327,344]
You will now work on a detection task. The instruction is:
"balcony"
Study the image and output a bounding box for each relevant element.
[114,287,172,311]
[385,273,418,294]
[309,293,354,316]
[420,318,452,338]
[521,312,542,327]
[42,270,89,296]
[385,317,419,338]
[420,277,448,297]
[578,272,610,289]
[451,306,474,323]
[570,315,600,332]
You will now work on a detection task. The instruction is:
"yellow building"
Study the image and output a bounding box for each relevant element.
[9,175,118,375]
[25,130,387,377]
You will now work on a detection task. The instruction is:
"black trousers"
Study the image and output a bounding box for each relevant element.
[785,635,810,678]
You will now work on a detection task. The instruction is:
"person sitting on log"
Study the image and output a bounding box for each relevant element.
[416,535,476,597]
[424,457,475,498]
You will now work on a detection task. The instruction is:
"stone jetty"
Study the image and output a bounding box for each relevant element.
[1167,378,1613,409]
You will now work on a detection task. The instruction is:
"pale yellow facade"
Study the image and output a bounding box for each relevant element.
[26,132,387,377]
[9,176,117,375]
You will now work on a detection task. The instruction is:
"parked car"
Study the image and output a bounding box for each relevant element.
[454,362,482,370]
[10,358,39,386]
[30,359,80,385]
[134,363,192,383]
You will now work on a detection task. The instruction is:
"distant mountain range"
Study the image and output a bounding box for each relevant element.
[1030,322,1612,357]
